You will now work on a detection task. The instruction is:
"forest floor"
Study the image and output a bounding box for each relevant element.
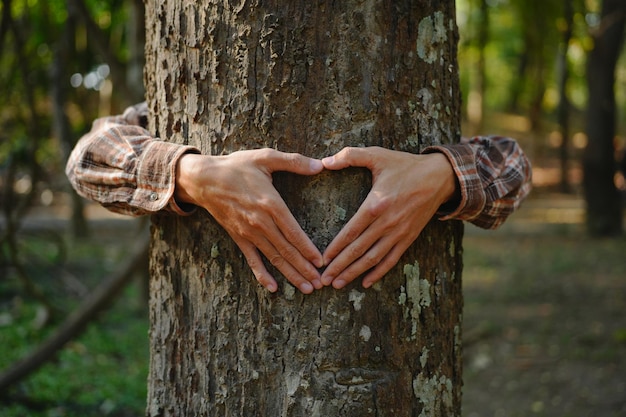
[461,188,626,417]
[2,180,626,417]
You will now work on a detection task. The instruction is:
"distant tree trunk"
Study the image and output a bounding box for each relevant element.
[583,0,625,236]
[526,0,548,133]
[467,0,488,134]
[51,4,89,238]
[508,0,558,127]
[528,62,546,132]
[557,0,574,193]
[507,42,528,113]
[144,1,464,416]
[126,0,145,103]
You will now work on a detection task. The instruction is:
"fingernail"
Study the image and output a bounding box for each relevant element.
[314,257,324,268]
[300,282,314,293]
[321,156,334,166]
[267,282,278,293]
[333,279,346,289]
[321,275,333,286]
[311,279,323,290]
[310,159,323,171]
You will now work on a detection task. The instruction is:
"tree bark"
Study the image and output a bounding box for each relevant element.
[144,1,463,416]
[583,0,625,236]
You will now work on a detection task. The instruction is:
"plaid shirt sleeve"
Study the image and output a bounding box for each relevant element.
[423,135,532,229]
[65,102,200,216]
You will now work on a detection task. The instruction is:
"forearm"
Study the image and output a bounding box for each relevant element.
[423,135,532,229]
[65,106,200,216]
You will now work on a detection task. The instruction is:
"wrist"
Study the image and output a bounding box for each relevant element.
[175,153,207,206]
[426,152,460,206]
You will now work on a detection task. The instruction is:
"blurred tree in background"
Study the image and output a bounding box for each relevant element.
[1,0,145,317]
[1,0,144,236]
[458,0,625,235]
[583,0,625,236]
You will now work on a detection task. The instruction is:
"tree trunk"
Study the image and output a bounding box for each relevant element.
[557,0,573,193]
[144,1,463,416]
[467,0,488,135]
[126,0,146,103]
[583,0,625,236]
[51,4,90,238]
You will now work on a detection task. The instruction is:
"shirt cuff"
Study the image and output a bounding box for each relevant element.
[422,144,486,221]
[133,141,200,216]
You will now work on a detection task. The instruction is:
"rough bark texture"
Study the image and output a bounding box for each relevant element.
[144,1,463,416]
[583,0,625,236]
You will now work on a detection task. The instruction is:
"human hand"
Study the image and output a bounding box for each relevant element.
[320,147,458,289]
[175,148,325,294]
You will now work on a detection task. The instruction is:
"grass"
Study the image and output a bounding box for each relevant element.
[1,225,149,417]
[1,284,149,417]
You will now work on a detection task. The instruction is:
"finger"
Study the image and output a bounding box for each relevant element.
[253,195,323,274]
[272,208,324,269]
[236,239,279,293]
[321,234,368,286]
[257,148,324,175]
[321,222,370,284]
[321,220,391,287]
[328,235,394,289]
[251,234,317,294]
[322,193,383,271]
[264,233,322,290]
[361,243,409,288]
[321,147,377,171]
[244,190,324,271]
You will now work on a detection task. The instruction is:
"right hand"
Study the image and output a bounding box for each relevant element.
[175,148,324,294]
[320,147,457,289]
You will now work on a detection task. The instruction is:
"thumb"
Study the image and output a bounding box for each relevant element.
[322,147,373,171]
[262,149,324,175]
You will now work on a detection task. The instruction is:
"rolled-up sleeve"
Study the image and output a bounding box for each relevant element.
[65,103,200,216]
[423,135,532,229]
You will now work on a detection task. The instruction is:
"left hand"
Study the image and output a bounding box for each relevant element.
[320,147,458,289]
[175,149,325,294]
